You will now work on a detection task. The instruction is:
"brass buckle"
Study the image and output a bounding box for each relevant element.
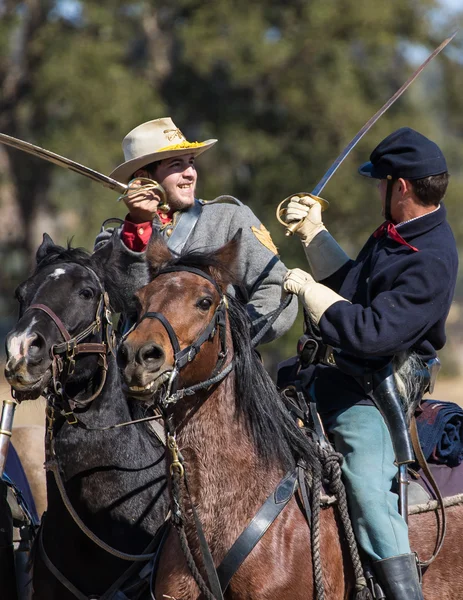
[168,434,184,477]
[63,411,78,426]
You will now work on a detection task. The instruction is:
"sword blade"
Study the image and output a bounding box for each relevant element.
[312,31,457,197]
[0,133,128,194]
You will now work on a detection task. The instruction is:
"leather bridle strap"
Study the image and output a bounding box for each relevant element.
[410,416,447,567]
[139,305,226,372]
[38,515,169,600]
[138,265,229,378]
[28,303,71,342]
[216,469,298,592]
[45,452,156,561]
[385,175,394,223]
[139,311,181,355]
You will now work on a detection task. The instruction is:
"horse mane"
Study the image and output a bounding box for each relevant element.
[157,247,318,472]
[34,241,126,312]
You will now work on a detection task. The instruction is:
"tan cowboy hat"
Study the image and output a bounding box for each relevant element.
[110,117,217,183]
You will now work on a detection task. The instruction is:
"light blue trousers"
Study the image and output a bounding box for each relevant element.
[322,404,410,561]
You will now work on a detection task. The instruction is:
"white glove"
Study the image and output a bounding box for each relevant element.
[283,268,316,296]
[285,195,326,244]
[284,268,350,324]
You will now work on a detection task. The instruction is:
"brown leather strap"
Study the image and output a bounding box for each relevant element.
[410,416,447,567]
[74,343,107,355]
[28,304,71,342]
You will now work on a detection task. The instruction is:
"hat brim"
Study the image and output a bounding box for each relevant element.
[110,139,217,183]
[358,161,375,178]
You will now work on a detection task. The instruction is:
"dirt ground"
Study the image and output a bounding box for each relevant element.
[1,371,462,426]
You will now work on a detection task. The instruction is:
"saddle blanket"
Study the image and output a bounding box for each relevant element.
[416,399,463,467]
[408,460,463,505]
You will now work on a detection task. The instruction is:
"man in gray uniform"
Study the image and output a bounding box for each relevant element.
[95,117,297,343]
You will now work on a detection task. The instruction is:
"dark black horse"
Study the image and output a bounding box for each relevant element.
[4,234,169,599]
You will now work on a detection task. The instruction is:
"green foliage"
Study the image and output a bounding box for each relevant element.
[1,0,463,366]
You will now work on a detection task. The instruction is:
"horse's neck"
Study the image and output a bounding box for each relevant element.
[176,375,285,545]
[44,352,168,556]
[53,354,151,475]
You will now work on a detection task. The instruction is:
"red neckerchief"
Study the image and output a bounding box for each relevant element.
[158,210,174,225]
[373,221,419,252]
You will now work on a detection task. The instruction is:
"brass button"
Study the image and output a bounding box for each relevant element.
[138,228,144,235]
[166,228,173,237]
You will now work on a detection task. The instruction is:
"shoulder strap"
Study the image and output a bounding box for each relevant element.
[165,199,203,254]
[202,195,243,206]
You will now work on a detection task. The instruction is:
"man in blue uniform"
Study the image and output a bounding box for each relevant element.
[283,127,458,600]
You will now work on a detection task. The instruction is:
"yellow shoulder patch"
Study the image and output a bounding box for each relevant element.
[251,224,278,255]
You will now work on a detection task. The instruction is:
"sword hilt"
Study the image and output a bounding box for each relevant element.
[276,192,329,236]
[117,177,170,214]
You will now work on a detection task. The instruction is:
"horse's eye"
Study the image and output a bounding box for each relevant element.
[197,297,213,311]
[79,288,95,300]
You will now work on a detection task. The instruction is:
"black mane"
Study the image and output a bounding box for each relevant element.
[34,242,126,312]
[157,248,318,471]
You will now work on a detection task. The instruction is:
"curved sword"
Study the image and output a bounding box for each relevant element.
[0,132,128,193]
[0,132,169,208]
[279,31,458,235]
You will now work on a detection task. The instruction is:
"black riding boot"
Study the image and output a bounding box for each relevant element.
[373,553,423,600]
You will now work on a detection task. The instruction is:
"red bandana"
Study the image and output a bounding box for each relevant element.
[373,222,419,252]
[158,210,174,225]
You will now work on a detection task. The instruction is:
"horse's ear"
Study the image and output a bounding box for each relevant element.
[146,231,173,278]
[36,233,56,264]
[210,229,241,290]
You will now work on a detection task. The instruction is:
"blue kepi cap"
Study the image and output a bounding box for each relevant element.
[358,127,447,180]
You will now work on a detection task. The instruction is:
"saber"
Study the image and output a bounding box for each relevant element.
[0,132,128,193]
[0,132,169,210]
[277,31,458,235]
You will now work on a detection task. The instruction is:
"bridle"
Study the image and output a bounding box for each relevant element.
[133,266,234,409]
[24,265,115,412]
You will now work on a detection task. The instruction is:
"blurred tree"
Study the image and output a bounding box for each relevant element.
[0,0,461,366]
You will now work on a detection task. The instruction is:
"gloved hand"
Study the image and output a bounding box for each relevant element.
[285,195,326,244]
[284,268,350,324]
[283,268,315,297]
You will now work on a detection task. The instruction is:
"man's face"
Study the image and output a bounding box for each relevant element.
[154,154,197,210]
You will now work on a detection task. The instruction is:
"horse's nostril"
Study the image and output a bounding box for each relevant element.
[28,333,44,355]
[138,343,165,367]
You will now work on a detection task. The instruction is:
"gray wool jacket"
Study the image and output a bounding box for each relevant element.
[94,196,298,344]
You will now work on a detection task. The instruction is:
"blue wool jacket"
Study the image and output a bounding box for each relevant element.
[308,203,458,413]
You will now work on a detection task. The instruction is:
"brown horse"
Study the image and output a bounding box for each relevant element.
[119,233,463,600]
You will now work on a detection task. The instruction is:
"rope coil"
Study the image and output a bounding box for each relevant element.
[310,443,372,600]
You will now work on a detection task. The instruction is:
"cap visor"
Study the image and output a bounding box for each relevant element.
[358,161,375,178]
